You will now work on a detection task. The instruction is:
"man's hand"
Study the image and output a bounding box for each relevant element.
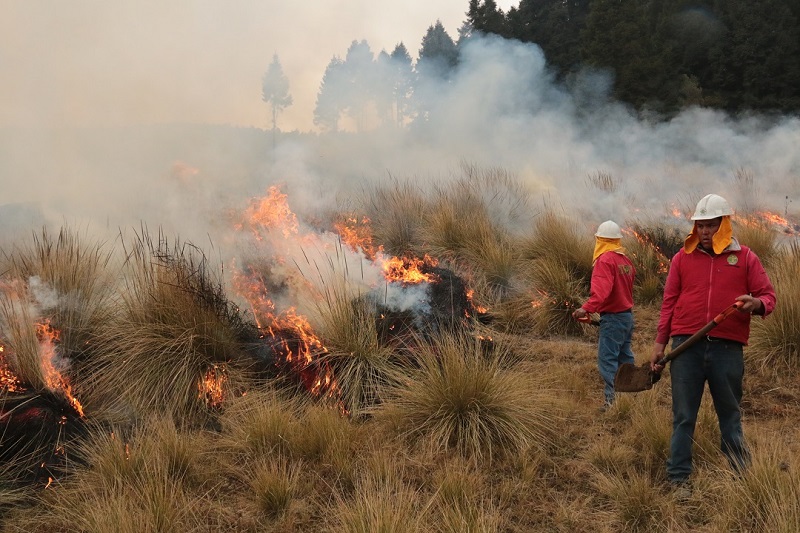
[650,342,667,372]
[735,295,763,314]
[572,308,588,320]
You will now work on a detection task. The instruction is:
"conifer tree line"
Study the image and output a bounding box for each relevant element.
[311,20,464,132]
[266,0,800,133]
[469,0,800,116]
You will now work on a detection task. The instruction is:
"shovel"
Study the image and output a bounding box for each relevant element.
[614,301,744,393]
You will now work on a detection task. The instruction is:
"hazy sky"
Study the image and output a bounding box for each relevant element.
[1,0,515,131]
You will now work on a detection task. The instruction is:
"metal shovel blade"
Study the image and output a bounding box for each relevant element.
[614,362,661,393]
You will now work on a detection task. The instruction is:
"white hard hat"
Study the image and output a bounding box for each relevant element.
[691,194,733,220]
[595,220,622,239]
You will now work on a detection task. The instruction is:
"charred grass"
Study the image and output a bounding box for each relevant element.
[1,177,799,532]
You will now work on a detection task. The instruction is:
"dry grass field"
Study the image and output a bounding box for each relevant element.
[0,169,798,532]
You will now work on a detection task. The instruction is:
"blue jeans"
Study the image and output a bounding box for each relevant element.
[667,335,750,484]
[597,311,635,404]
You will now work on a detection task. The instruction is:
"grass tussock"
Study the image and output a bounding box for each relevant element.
[586,170,617,192]
[621,230,670,305]
[376,331,560,462]
[362,178,428,258]
[0,283,49,390]
[432,462,503,533]
[326,471,426,533]
[497,256,587,336]
[747,243,800,370]
[313,286,402,417]
[520,209,594,280]
[709,437,800,532]
[734,215,779,267]
[628,218,685,260]
[248,456,303,520]
[592,466,665,532]
[84,229,258,420]
[0,227,117,369]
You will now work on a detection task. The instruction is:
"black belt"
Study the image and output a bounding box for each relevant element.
[705,336,741,344]
[600,308,632,316]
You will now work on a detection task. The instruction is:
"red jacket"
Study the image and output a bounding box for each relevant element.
[582,251,635,314]
[656,241,776,345]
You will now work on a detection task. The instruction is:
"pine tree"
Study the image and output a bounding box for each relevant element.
[418,20,459,80]
[261,54,293,139]
[389,42,415,125]
[313,56,345,132]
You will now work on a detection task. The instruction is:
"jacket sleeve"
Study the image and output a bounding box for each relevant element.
[582,256,614,313]
[656,252,682,344]
[747,250,777,317]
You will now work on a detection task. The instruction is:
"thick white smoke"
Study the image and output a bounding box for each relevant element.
[2,32,798,258]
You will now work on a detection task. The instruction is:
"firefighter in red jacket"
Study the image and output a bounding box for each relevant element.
[650,194,776,494]
[573,220,636,411]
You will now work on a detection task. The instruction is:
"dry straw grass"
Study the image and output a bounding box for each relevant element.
[326,470,426,533]
[3,170,800,533]
[621,224,672,305]
[748,241,800,369]
[376,331,560,463]
[0,226,116,385]
[733,215,779,267]
[488,209,592,336]
[83,229,258,421]
[362,178,428,257]
[312,285,403,417]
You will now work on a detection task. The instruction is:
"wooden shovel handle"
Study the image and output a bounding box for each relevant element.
[657,301,745,366]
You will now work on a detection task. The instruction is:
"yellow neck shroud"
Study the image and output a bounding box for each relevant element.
[593,237,624,264]
[683,216,733,255]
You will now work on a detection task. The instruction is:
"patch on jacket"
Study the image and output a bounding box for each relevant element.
[727,255,738,266]
[618,264,632,275]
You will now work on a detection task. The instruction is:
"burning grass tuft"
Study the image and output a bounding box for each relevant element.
[627,219,686,261]
[496,256,587,336]
[84,229,260,422]
[460,226,520,302]
[376,331,560,462]
[0,226,117,371]
[313,286,403,417]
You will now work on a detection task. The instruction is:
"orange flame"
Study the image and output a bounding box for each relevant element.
[624,228,670,274]
[36,320,85,418]
[739,211,800,236]
[241,186,299,238]
[465,289,488,315]
[198,365,227,409]
[231,264,339,401]
[334,215,382,261]
[381,254,439,284]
